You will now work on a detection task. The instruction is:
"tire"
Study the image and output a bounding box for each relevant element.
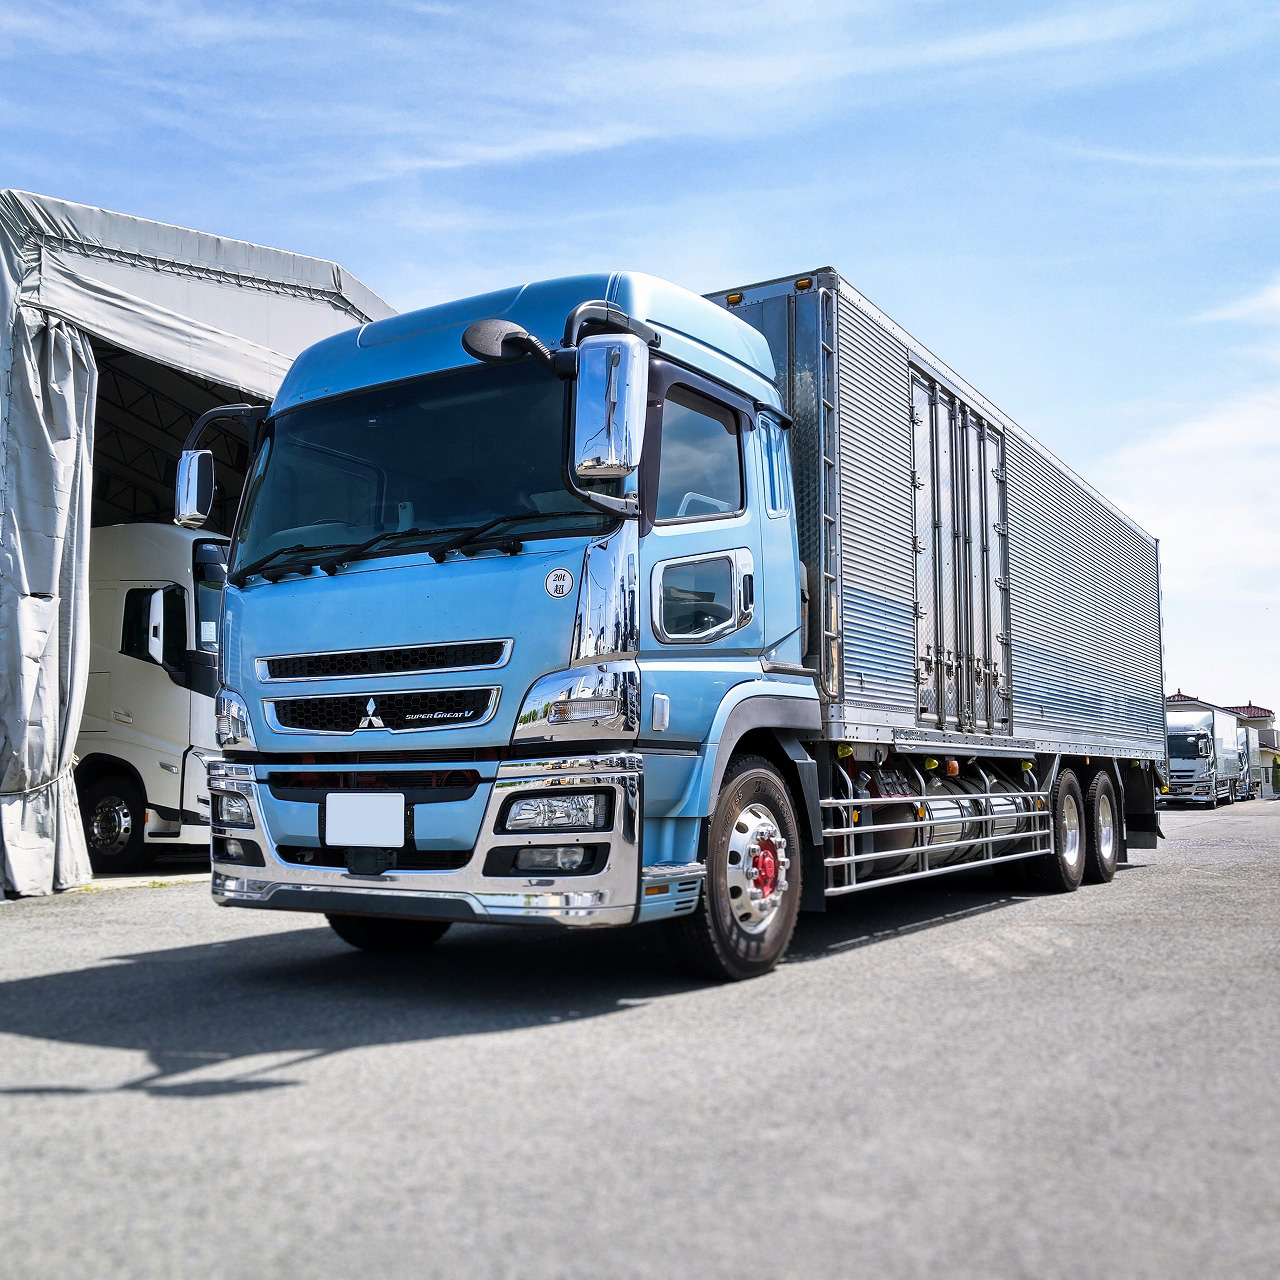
[325,914,452,952]
[1026,769,1086,894]
[665,755,802,982]
[79,775,154,873]
[1083,771,1121,884]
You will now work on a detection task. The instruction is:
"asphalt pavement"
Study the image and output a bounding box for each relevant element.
[1,803,1276,1279]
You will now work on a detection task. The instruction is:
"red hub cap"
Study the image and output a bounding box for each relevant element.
[753,837,779,898]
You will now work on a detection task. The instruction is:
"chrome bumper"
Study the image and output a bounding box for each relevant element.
[210,752,650,928]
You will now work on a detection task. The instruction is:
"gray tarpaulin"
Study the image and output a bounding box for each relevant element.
[0,190,393,896]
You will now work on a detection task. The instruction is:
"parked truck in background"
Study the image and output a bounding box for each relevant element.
[1164,707,1241,806]
[172,267,1165,980]
[1237,725,1262,800]
[74,524,227,871]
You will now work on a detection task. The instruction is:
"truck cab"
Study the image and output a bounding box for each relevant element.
[176,274,812,975]
[1165,707,1239,806]
[75,524,227,870]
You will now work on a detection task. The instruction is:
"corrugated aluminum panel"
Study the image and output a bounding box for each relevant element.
[833,282,917,719]
[1004,429,1164,752]
[711,268,1164,760]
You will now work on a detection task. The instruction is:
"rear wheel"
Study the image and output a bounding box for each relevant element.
[326,914,452,952]
[1083,771,1121,884]
[1026,769,1085,894]
[666,755,802,982]
[79,775,154,874]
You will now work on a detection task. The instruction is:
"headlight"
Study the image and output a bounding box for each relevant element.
[213,791,253,827]
[502,791,611,832]
[216,690,256,749]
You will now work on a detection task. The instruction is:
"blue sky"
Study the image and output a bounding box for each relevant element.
[3,0,1278,712]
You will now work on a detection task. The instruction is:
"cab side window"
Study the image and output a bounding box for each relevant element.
[655,387,742,522]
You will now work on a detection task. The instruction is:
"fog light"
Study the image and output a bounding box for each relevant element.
[515,845,587,872]
[214,792,252,827]
[504,791,609,831]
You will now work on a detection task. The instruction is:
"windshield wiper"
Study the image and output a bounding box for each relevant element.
[229,541,356,587]
[314,525,473,575]
[428,512,590,563]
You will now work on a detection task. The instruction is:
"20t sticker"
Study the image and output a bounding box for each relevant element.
[545,569,574,598]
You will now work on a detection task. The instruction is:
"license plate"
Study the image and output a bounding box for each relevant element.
[325,793,405,847]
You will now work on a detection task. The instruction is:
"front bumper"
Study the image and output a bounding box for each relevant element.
[210,752,657,928]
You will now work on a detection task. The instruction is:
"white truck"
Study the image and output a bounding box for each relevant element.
[1165,707,1241,806]
[74,524,228,871]
[1237,726,1263,801]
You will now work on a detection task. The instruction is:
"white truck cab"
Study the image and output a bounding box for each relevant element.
[74,524,228,871]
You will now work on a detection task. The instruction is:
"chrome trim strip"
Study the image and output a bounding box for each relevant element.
[263,686,500,736]
[255,639,513,683]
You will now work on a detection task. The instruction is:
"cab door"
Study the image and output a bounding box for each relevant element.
[638,364,764,744]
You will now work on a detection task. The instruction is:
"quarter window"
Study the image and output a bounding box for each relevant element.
[658,557,735,641]
[655,387,742,522]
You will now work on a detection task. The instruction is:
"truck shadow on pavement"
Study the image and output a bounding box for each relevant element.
[0,870,1044,1099]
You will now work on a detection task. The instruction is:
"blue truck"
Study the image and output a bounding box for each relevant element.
[175,268,1165,980]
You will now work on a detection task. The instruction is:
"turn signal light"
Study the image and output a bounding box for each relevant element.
[548,697,619,724]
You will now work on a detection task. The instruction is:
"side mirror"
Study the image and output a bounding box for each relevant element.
[175,450,214,528]
[146,588,165,665]
[570,333,648,515]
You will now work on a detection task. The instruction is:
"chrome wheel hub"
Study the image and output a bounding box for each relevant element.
[89,797,133,855]
[1061,791,1082,871]
[1098,792,1116,864]
[724,801,790,934]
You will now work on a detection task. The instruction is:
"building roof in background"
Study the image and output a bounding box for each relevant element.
[1224,703,1274,720]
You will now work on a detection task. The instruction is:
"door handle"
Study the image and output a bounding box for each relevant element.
[740,573,755,616]
[112,709,133,724]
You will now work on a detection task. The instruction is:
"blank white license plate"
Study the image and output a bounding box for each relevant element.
[325,793,405,847]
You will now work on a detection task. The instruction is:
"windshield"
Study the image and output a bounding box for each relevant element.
[232,361,612,572]
[1168,733,1207,759]
[192,539,228,653]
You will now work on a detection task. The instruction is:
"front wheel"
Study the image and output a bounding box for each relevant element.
[326,914,452,952]
[666,755,803,982]
[79,775,154,874]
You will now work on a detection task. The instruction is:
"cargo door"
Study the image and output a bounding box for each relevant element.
[981,420,1012,729]
[911,371,1010,732]
[910,377,940,723]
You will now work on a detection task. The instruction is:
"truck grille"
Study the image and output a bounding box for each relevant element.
[262,640,508,680]
[267,770,480,803]
[269,688,497,734]
[275,844,471,871]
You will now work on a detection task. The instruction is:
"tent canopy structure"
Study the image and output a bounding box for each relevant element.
[0,190,394,896]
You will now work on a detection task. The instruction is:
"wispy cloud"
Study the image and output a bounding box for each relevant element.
[0,0,1265,192]
[1063,145,1280,170]
[1198,274,1280,325]
[1105,385,1280,702]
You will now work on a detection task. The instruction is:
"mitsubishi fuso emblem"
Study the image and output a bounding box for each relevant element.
[359,698,385,729]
